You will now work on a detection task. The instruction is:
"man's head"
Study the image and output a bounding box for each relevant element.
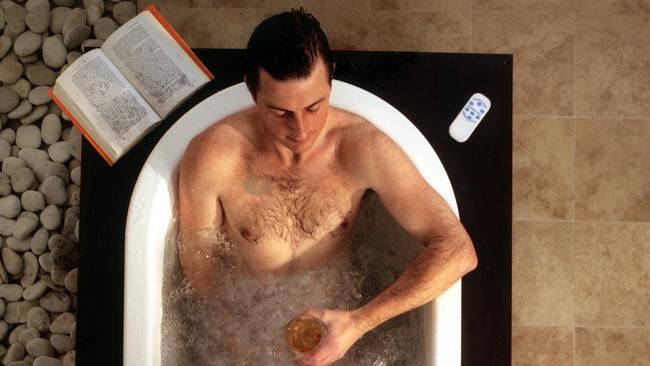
[244,8,334,98]
[245,9,335,155]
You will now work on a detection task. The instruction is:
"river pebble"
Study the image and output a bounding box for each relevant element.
[25,65,55,86]
[19,104,48,125]
[13,30,41,57]
[7,99,32,120]
[0,284,22,301]
[39,291,70,312]
[0,195,21,218]
[18,328,39,345]
[21,252,39,286]
[8,79,31,100]
[0,60,23,85]
[26,307,50,333]
[30,227,48,254]
[10,166,36,193]
[28,86,51,106]
[33,355,62,366]
[25,6,50,34]
[1,342,25,364]
[26,337,54,357]
[0,87,20,114]
[1,247,22,275]
[49,312,74,334]
[40,114,61,145]
[39,204,60,230]
[5,301,37,324]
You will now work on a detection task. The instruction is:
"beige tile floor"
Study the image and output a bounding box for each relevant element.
[137,0,650,364]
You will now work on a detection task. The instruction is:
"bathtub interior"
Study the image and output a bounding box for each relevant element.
[124,81,462,366]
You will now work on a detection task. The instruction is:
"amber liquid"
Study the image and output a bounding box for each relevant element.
[285,317,326,353]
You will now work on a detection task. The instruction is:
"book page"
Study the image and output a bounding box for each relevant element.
[56,49,160,155]
[101,10,210,118]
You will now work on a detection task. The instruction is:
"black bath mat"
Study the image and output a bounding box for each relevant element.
[78,50,512,366]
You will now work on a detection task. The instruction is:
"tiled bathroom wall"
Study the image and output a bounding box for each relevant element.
[137,0,650,364]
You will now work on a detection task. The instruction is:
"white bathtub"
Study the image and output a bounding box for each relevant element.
[124,81,462,366]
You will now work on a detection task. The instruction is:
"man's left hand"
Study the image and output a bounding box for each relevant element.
[293,307,367,366]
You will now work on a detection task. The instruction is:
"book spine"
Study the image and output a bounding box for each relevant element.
[47,88,115,166]
[145,4,215,81]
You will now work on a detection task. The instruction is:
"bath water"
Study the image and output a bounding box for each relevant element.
[161,192,426,365]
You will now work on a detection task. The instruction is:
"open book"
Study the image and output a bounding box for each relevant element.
[49,5,214,166]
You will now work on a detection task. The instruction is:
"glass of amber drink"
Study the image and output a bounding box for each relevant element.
[285,316,327,353]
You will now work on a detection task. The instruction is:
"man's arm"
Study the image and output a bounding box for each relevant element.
[349,127,478,334]
[177,131,229,300]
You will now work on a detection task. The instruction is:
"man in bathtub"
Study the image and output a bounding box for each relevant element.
[177,8,477,366]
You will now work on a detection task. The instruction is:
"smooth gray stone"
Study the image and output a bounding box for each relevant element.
[64,268,76,293]
[25,337,54,357]
[1,342,25,363]
[82,0,104,12]
[0,34,13,58]
[49,334,73,354]
[16,124,41,148]
[21,251,38,286]
[25,65,55,86]
[7,21,26,38]
[25,0,50,11]
[0,139,10,160]
[38,252,53,273]
[39,176,67,205]
[18,327,40,346]
[33,356,63,366]
[19,104,48,125]
[7,78,31,99]
[25,6,49,33]
[10,166,36,193]
[23,279,47,300]
[0,87,19,113]
[51,266,66,285]
[39,204,60,230]
[21,190,45,212]
[2,156,27,175]
[47,232,71,251]
[18,147,49,169]
[80,37,101,53]
[6,234,31,253]
[27,85,50,105]
[4,5,26,25]
[0,283,22,301]
[113,0,136,25]
[0,217,15,237]
[30,227,48,254]
[1,247,22,275]
[65,50,79,64]
[0,320,7,343]
[0,59,22,84]
[0,194,20,218]
[85,4,101,26]
[70,166,80,186]
[18,210,39,221]
[63,24,90,49]
[66,184,79,207]
[61,7,84,36]
[49,7,70,34]
[13,30,40,56]
[33,160,69,184]
[41,36,66,68]
[47,141,69,163]
[49,312,74,334]
[26,308,49,334]
[18,52,39,63]
[40,114,61,145]
[7,99,32,119]
[39,291,70,313]
[65,130,80,160]
[92,16,117,40]
[7,323,27,345]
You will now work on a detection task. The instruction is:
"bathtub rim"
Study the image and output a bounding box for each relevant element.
[124,80,462,366]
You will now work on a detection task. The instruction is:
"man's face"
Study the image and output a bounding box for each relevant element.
[251,58,332,154]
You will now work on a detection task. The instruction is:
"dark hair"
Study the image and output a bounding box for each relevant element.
[245,8,334,97]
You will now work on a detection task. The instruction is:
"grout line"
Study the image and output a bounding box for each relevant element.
[512,114,650,121]
[512,218,650,225]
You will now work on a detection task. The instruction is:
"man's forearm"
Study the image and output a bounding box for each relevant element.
[351,231,477,334]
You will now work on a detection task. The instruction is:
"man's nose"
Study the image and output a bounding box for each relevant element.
[290,112,308,139]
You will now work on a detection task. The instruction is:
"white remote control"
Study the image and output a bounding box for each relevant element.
[448,93,491,143]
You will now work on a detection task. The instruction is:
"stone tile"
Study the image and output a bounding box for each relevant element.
[576,327,650,366]
[138,0,163,12]
[575,14,650,118]
[264,0,374,11]
[512,326,573,366]
[369,0,470,12]
[513,117,574,220]
[160,6,267,48]
[577,0,650,13]
[512,221,574,326]
[575,222,650,327]
[473,12,574,116]
[575,118,650,221]
[291,9,471,52]
[473,0,576,13]
[165,0,264,7]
